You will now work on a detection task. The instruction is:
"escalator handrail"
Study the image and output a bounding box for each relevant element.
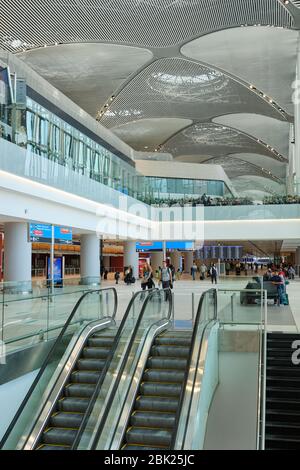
[169,288,217,449]
[0,287,118,449]
[73,288,172,450]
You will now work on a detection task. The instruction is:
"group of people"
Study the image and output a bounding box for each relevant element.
[191,262,219,284]
[263,266,293,307]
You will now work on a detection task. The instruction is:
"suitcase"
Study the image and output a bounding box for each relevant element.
[282,292,289,306]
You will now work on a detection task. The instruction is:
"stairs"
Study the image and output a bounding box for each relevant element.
[122,330,192,450]
[36,328,116,450]
[265,332,300,450]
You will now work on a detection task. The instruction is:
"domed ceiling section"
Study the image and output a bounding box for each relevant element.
[161,123,284,161]
[0,0,293,52]
[101,57,286,129]
[181,27,298,116]
[112,118,192,151]
[232,175,285,196]
[17,43,153,118]
[213,114,290,158]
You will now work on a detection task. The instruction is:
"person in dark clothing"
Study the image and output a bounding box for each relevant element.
[210,264,218,284]
[271,271,284,307]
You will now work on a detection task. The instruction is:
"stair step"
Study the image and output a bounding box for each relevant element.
[151,346,190,358]
[267,366,300,378]
[268,333,300,341]
[37,444,70,450]
[130,411,176,429]
[82,347,110,359]
[265,435,300,450]
[266,422,300,437]
[42,428,77,446]
[135,396,179,413]
[266,397,300,411]
[266,409,300,424]
[71,370,101,384]
[126,427,172,447]
[87,337,115,348]
[57,397,90,413]
[267,376,300,388]
[50,412,83,429]
[65,383,96,398]
[140,382,182,398]
[154,337,192,347]
[267,357,299,367]
[266,387,300,400]
[143,369,185,383]
[147,357,187,370]
[122,444,167,450]
[76,358,106,371]
[267,348,294,358]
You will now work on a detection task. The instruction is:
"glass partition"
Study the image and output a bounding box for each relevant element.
[0,288,117,450]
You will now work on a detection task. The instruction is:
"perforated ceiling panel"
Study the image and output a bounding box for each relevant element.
[0,0,293,52]
[205,156,281,182]
[102,58,285,129]
[162,123,282,160]
[291,1,300,8]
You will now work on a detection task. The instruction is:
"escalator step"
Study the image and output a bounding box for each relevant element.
[267,366,300,378]
[71,370,101,384]
[266,397,300,411]
[126,427,172,447]
[87,337,115,348]
[82,347,111,359]
[122,444,168,450]
[65,383,96,398]
[50,412,83,429]
[130,411,176,429]
[37,444,70,450]
[135,396,179,413]
[266,409,300,423]
[76,358,106,371]
[42,428,78,446]
[151,346,190,358]
[143,369,185,383]
[140,382,182,397]
[267,376,300,388]
[159,331,192,337]
[147,357,187,370]
[155,337,192,347]
[266,387,300,400]
[58,397,90,413]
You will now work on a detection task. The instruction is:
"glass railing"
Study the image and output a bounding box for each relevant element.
[74,288,172,450]
[0,279,97,354]
[217,285,265,325]
[0,287,117,450]
[173,289,218,449]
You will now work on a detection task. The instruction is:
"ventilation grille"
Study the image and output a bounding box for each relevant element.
[0,0,293,52]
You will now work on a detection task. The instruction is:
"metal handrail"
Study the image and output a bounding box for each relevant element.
[256,289,267,449]
[170,288,217,449]
[0,287,117,449]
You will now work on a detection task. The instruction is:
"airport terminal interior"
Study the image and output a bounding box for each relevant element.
[1,0,300,452]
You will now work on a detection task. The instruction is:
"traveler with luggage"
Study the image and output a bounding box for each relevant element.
[210,264,218,284]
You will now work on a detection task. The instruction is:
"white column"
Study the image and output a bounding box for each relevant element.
[170,251,181,271]
[150,252,164,272]
[287,124,295,195]
[80,234,100,285]
[184,251,194,274]
[295,247,300,266]
[124,241,139,279]
[295,33,300,195]
[4,222,32,292]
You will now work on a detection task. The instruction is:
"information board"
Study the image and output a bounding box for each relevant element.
[29,224,72,245]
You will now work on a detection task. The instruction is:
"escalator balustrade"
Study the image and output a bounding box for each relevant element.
[36,329,117,450]
[122,330,192,450]
[265,332,300,450]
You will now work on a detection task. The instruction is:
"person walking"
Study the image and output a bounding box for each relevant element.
[225,261,231,276]
[159,261,173,300]
[210,264,218,284]
[141,261,154,294]
[200,263,207,281]
[191,262,198,281]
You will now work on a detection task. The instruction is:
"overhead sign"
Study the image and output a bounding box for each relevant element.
[136,241,194,252]
[29,224,72,245]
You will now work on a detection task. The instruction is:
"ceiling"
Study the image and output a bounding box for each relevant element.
[0,0,299,199]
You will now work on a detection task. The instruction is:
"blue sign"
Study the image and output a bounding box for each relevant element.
[47,257,63,286]
[136,241,194,252]
[29,224,72,244]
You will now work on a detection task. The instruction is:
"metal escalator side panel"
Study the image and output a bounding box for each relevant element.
[23,319,114,450]
[177,321,219,450]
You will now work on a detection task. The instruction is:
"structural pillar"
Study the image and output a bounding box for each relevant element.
[184,251,194,274]
[124,241,139,279]
[150,252,164,273]
[80,234,101,285]
[4,222,32,292]
[296,247,300,266]
[170,251,181,271]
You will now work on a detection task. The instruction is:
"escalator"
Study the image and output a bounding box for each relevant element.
[265,332,300,450]
[36,328,117,450]
[122,330,192,450]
